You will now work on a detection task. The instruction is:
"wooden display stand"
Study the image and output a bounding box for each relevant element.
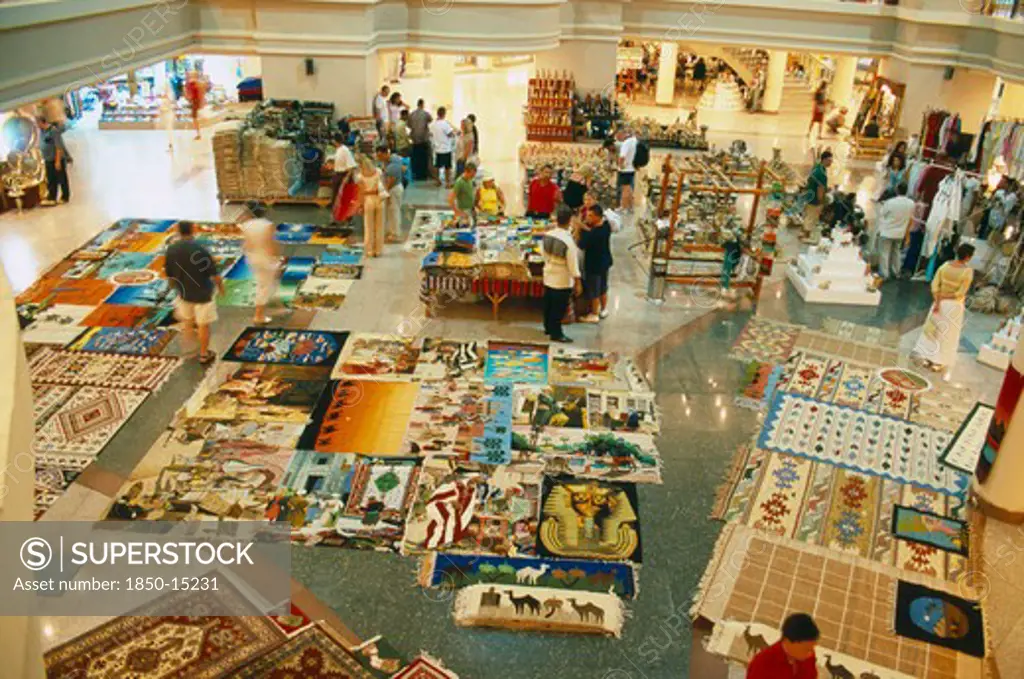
[651,155,788,302]
[525,72,575,142]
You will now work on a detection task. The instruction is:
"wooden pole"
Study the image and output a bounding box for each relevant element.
[656,156,672,218]
[667,167,686,258]
[747,160,767,238]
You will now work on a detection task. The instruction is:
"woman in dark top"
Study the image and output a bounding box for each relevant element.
[563,168,589,211]
[577,204,614,323]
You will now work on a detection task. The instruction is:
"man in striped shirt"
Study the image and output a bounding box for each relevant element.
[541,205,582,343]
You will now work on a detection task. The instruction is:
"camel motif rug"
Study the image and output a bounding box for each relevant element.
[28,347,181,391]
[419,553,638,599]
[692,524,987,679]
[227,626,376,678]
[32,385,148,457]
[759,392,964,495]
[453,583,624,637]
[712,445,969,582]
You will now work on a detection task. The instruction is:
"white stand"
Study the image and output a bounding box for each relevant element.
[978,315,1021,371]
[786,235,880,306]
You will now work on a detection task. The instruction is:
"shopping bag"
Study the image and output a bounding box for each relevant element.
[333,179,359,222]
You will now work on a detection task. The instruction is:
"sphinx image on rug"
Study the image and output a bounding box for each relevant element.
[419,552,638,598]
[484,341,549,385]
[183,362,330,424]
[224,327,349,366]
[301,380,419,455]
[33,385,149,457]
[278,452,419,550]
[44,582,285,678]
[228,626,376,678]
[330,331,421,380]
[402,458,542,556]
[891,505,968,557]
[537,477,642,562]
[68,326,175,355]
[28,346,181,392]
[894,581,985,658]
[453,583,624,637]
[413,338,487,382]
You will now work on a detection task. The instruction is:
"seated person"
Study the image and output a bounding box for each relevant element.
[475,172,506,217]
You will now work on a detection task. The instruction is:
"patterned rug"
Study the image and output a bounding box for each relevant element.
[759,392,964,495]
[33,385,148,457]
[29,347,180,391]
[227,626,375,678]
[776,351,915,419]
[911,382,977,434]
[68,326,176,355]
[224,328,349,366]
[394,654,460,679]
[729,317,801,363]
[692,524,985,679]
[792,329,901,368]
[821,318,901,346]
[712,445,968,582]
[44,587,285,678]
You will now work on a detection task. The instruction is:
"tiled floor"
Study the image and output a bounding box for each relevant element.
[3,72,1022,678]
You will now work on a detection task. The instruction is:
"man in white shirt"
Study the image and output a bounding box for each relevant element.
[875,182,916,280]
[542,205,582,343]
[429,106,457,188]
[617,127,638,210]
[372,85,390,135]
[331,135,356,204]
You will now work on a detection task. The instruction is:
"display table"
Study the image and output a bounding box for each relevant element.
[786,235,880,306]
[421,273,544,320]
[978,314,1021,371]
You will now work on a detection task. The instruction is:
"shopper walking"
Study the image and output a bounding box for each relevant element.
[875,183,915,280]
[912,242,976,373]
[430,107,457,188]
[376,144,405,243]
[373,85,390,136]
[408,99,433,180]
[808,81,828,138]
[801,150,832,243]
[356,155,386,257]
[448,161,477,225]
[577,204,614,323]
[467,113,480,156]
[239,202,282,324]
[616,127,638,210]
[184,71,206,140]
[526,165,562,219]
[542,205,582,343]
[165,221,224,364]
[455,117,476,177]
[39,118,71,205]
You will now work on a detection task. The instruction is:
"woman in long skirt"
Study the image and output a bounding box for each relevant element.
[912,242,976,373]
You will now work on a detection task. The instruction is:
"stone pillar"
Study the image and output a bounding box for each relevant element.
[762,50,787,114]
[655,42,678,106]
[831,55,857,109]
[973,334,1024,521]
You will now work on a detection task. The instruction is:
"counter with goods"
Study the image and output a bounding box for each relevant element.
[98,98,235,130]
[625,115,709,151]
[411,210,548,320]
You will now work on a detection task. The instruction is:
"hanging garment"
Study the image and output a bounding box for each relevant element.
[923,171,963,258]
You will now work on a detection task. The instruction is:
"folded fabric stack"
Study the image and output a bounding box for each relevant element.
[212,122,244,200]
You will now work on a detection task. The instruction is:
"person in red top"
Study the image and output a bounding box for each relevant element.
[747,613,819,679]
[527,165,562,219]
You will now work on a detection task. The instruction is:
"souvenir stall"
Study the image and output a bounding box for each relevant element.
[643,146,792,301]
[574,92,621,140]
[518,143,625,209]
[413,211,546,320]
[213,99,337,206]
[974,118,1024,180]
[625,115,709,151]
[918,109,964,160]
[850,76,905,159]
[525,71,575,142]
[0,111,46,213]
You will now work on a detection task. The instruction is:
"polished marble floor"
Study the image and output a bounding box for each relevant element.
[4,77,1020,678]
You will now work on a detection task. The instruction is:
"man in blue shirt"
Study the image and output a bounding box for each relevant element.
[39,118,72,205]
[376,144,405,243]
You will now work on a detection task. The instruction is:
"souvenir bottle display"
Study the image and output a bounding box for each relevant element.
[525,70,576,142]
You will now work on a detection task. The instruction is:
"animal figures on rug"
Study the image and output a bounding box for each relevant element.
[543,597,563,618]
[516,564,550,585]
[743,625,769,657]
[823,655,854,679]
[537,478,641,562]
[484,341,549,385]
[567,598,604,624]
[454,584,623,636]
[505,590,542,615]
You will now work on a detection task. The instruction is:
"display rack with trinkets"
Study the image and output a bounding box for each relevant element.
[625,115,709,151]
[525,71,576,142]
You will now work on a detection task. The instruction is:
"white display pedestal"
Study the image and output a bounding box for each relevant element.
[786,237,880,306]
[978,315,1021,371]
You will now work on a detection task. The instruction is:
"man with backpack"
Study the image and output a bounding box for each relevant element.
[616,126,649,211]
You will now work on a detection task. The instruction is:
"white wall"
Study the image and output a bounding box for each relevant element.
[261,54,375,116]
[881,59,997,134]
[535,41,617,94]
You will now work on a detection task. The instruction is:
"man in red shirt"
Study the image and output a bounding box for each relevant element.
[747,613,819,679]
[527,165,562,219]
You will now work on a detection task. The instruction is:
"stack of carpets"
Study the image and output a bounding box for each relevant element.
[212,121,244,199]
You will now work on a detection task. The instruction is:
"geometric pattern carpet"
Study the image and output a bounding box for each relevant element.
[32,385,148,458]
[225,626,375,678]
[29,346,180,391]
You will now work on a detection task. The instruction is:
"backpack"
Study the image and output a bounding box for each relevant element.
[633,139,651,169]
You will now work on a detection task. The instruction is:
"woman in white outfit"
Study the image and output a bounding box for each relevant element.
[240,202,281,324]
[912,242,975,373]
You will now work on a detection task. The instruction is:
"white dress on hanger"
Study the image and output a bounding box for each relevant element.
[923,171,963,258]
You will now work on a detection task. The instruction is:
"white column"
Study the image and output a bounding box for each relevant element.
[655,42,678,106]
[762,50,787,113]
[831,55,857,109]
[430,54,457,114]
[973,335,1024,520]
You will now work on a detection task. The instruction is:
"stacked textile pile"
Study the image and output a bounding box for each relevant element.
[212,121,243,199]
